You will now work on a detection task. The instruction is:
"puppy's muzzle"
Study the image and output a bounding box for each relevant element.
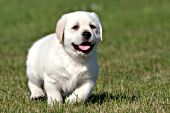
[82,31,91,40]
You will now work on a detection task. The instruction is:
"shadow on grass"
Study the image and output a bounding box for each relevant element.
[31,96,47,102]
[87,92,138,104]
[30,92,138,105]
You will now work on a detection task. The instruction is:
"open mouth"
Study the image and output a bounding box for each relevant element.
[72,42,95,54]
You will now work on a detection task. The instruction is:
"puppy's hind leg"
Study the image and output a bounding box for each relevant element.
[28,81,46,100]
[27,66,46,100]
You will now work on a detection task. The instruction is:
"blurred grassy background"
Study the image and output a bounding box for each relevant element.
[0,0,170,112]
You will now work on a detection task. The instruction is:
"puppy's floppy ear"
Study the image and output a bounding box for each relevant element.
[56,15,67,43]
[90,12,103,42]
[98,22,103,42]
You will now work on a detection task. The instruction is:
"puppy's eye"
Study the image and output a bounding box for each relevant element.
[90,24,96,29]
[72,25,79,30]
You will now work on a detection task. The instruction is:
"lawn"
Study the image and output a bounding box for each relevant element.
[0,0,170,112]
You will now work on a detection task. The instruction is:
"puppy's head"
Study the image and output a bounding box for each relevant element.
[56,11,102,57]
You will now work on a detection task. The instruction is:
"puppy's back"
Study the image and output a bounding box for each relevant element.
[26,33,59,72]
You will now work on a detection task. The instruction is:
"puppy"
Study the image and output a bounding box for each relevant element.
[26,11,102,105]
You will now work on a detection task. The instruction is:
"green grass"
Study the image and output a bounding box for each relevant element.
[0,0,170,112]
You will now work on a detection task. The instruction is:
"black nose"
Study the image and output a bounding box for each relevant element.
[82,31,91,40]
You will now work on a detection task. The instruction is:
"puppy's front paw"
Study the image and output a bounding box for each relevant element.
[65,94,79,103]
[47,96,63,106]
[31,92,46,100]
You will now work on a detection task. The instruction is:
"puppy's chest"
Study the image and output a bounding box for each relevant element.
[66,64,90,80]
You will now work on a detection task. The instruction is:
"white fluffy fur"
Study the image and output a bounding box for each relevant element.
[26,11,102,105]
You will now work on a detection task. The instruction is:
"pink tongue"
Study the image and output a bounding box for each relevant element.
[79,45,91,51]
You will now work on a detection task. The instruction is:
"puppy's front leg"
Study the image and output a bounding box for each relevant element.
[66,81,94,103]
[44,74,63,105]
